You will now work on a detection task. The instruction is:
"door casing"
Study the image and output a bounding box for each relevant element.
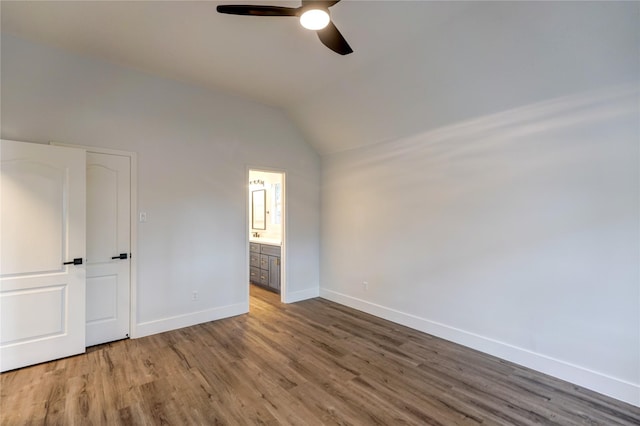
[86,151,131,345]
[247,167,286,304]
[53,143,138,340]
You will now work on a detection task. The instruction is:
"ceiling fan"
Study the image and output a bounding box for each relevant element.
[216,0,353,55]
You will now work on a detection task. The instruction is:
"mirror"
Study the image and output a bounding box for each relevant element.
[252,189,266,230]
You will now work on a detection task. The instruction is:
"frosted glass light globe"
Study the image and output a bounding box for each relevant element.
[300,9,330,30]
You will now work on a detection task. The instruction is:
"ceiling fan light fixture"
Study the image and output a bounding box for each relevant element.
[300,9,330,30]
[217,1,352,55]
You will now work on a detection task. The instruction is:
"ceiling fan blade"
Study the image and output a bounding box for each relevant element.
[317,21,353,55]
[302,0,341,7]
[216,5,299,17]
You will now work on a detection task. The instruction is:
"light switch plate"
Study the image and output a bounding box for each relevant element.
[139,212,147,223]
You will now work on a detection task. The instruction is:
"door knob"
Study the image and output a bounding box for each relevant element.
[111,253,128,260]
[63,258,83,265]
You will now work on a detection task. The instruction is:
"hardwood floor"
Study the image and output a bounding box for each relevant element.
[1,285,638,425]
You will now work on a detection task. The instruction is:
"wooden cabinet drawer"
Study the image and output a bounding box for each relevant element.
[250,267,260,283]
[249,243,261,253]
[260,255,269,269]
[260,244,281,257]
[250,253,260,268]
[259,270,269,286]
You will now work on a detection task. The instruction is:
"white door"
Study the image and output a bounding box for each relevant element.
[0,140,86,372]
[85,152,130,346]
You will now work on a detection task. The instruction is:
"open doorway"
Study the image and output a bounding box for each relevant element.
[248,169,285,304]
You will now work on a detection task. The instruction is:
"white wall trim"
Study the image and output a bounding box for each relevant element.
[284,287,320,304]
[135,303,248,338]
[320,288,640,407]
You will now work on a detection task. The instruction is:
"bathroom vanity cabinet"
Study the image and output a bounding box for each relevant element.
[250,242,280,293]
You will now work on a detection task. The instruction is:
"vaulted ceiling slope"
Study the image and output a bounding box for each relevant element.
[2,1,638,155]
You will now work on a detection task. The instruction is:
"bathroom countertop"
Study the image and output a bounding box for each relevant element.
[249,237,281,246]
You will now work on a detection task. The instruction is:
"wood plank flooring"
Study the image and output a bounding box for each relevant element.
[1,285,639,425]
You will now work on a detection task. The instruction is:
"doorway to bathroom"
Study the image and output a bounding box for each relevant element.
[248,169,285,304]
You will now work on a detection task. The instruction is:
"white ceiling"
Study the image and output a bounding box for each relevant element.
[1,1,476,153]
[0,1,470,105]
[2,1,634,154]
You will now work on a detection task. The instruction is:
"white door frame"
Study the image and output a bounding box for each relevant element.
[52,143,139,339]
[246,166,286,304]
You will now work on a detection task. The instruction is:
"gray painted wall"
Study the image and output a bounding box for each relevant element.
[319,3,639,406]
[1,34,321,334]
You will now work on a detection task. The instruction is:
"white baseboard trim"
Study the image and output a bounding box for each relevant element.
[134,302,248,338]
[284,287,320,304]
[320,288,640,407]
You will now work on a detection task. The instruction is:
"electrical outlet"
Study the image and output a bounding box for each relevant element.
[363,281,369,291]
[192,291,199,301]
